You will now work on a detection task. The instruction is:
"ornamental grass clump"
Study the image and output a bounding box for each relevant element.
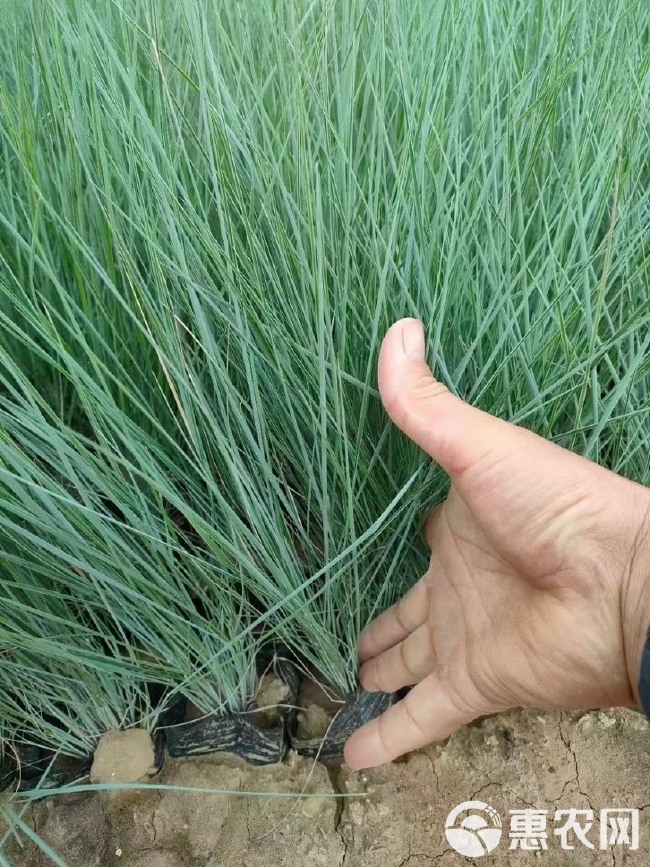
[0,0,648,789]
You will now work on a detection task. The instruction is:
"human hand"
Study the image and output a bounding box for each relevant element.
[344,318,650,769]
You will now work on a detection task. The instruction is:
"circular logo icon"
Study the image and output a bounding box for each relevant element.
[445,801,502,857]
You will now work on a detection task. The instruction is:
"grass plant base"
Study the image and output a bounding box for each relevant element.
[289,687,399,760]
[1,658,398,792]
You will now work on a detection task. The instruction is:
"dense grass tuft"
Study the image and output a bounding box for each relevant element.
[0,0,648,768]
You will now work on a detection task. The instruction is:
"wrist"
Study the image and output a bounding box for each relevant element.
[620,488,650,707]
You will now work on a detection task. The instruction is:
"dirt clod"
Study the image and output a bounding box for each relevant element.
[255,675,291,709]
[296,704,332,739]
[251,675,292,728]
[295,675,344,738]
[90,729,157,784]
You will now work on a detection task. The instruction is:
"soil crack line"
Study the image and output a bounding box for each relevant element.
[151,790,162,847]
[424,751,441,796]
[325,764,348,866]
[134,790,163,854]
[464,757,534,809]
[557,718,594,811]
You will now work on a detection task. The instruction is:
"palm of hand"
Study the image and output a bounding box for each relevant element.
[425,473,631,717]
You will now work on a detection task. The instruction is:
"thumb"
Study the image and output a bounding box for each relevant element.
[378,319,522,477]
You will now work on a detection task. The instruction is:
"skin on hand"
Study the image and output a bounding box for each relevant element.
[343,318,650,771]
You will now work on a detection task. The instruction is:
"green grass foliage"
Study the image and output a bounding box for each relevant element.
[0,0,648,767]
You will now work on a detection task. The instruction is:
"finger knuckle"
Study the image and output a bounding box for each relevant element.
[399,639,416,681]
[402,694,428,738]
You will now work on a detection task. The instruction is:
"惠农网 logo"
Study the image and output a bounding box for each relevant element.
[445,801,503,857]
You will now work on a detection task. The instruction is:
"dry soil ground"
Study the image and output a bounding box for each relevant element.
[3,708,650,866]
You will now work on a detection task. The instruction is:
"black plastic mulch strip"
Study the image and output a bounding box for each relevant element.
[15,756,93,792]
[159,693,189,728]
[10,745,55,788]
[14,744,92,789]
[152,731,166,774]
[165,714,287,765]
[0,746,67,793]
[0,762,15,793]
[289,687,399,759]
[162,649,301,766]
[152,692,187,774]
[150,687,188,729]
